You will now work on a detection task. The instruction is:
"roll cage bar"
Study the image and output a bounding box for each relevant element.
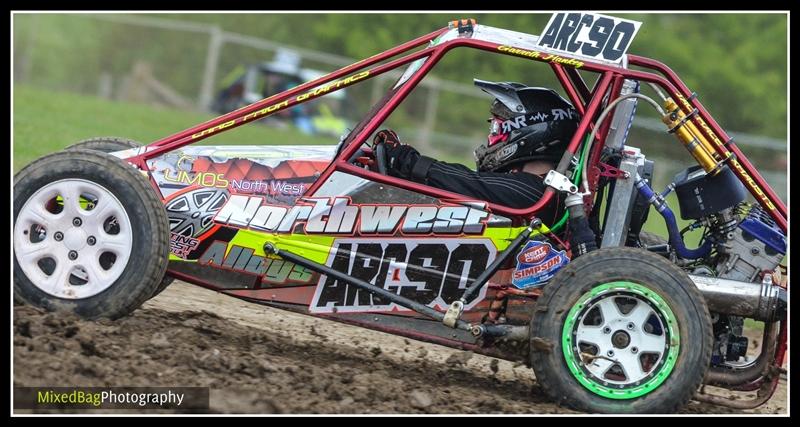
[125,22,787,233]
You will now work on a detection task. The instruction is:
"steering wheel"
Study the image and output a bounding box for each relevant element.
[348,143,389,175]
[373,142,388,175]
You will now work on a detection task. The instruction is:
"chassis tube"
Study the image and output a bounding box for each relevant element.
[551,63,587,115]
[564,66,592,104]
[564,73,615,158]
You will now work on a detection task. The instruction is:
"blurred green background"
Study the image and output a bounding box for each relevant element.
[12,13,788,241]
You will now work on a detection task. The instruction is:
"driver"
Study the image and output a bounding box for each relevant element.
[377,79,580,225]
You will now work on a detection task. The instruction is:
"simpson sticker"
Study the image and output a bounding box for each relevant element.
[310,238,496,313]
[536,12,642,64]
[512,240,569,289]
[214,195,490,235]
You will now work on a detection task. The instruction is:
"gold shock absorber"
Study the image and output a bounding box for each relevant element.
[662,98,723,174]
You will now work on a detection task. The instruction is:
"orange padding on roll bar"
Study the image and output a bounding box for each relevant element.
[450,19,477,28]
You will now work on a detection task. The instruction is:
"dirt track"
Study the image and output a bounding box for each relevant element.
[13,281,788,414]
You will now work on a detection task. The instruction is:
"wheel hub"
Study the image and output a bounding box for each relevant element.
[63,227,88,251]
[611,330,631,349]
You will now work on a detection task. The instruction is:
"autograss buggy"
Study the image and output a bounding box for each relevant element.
[13,15,788,413]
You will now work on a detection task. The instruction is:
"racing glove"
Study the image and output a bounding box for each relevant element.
[373,129,421,178]
[373,129,401,147]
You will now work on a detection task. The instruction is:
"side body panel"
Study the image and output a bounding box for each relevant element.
[146,147,537,352]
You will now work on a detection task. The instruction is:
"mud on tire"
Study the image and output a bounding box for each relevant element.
[66,136,174,298]
[13,149,170,319]
[529,247,712,413]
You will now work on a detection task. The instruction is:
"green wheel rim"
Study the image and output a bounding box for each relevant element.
[561,281,680,400]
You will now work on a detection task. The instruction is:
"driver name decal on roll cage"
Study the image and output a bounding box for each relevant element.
[213,195,490,235]
[190,71,370,139]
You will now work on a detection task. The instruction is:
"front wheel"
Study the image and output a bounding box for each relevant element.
[13,149,170,319]
[530,247,712,413]
[65,136,174,298]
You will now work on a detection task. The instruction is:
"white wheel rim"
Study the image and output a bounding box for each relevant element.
[574,294,668,386]
[14,179,133,299]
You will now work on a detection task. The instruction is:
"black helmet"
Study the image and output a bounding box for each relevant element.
[473,79,580,172]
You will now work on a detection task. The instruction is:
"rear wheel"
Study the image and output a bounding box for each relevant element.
[66,137,174,298]
[66,136,142,154]
[13,149,169,319]
[530,247,712,413]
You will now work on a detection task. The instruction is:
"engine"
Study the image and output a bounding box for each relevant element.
[714,205,786,282]
[671,165,786,366]
[672,165,786,283]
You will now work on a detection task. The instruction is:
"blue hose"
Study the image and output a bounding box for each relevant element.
[634,177,713,259]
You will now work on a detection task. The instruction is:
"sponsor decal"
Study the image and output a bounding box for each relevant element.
[497,143,518,160]
[214,195,490,235]
[536,12,642,64]
[497,45,585,68]
[229,179,307,196]
[512,241,569,289]
[162,172,313,196]
[198,241,314,286]
[155,153,322,198]
[310,238,496,313]
[164,169,230,189]
[499,108,578,134]
[170,232,200,259]
[162,155,229,189]
[165,188,229,239]
[191,71,370,139]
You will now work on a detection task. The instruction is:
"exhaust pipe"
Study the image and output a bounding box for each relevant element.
[689,274,787,322]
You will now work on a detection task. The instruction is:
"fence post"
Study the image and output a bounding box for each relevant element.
[419,80,440,149]
[198,25,223,111]
[18,14,40,83]
[98,72,112,99]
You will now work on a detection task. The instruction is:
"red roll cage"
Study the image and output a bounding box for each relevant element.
[124,22,787,233]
